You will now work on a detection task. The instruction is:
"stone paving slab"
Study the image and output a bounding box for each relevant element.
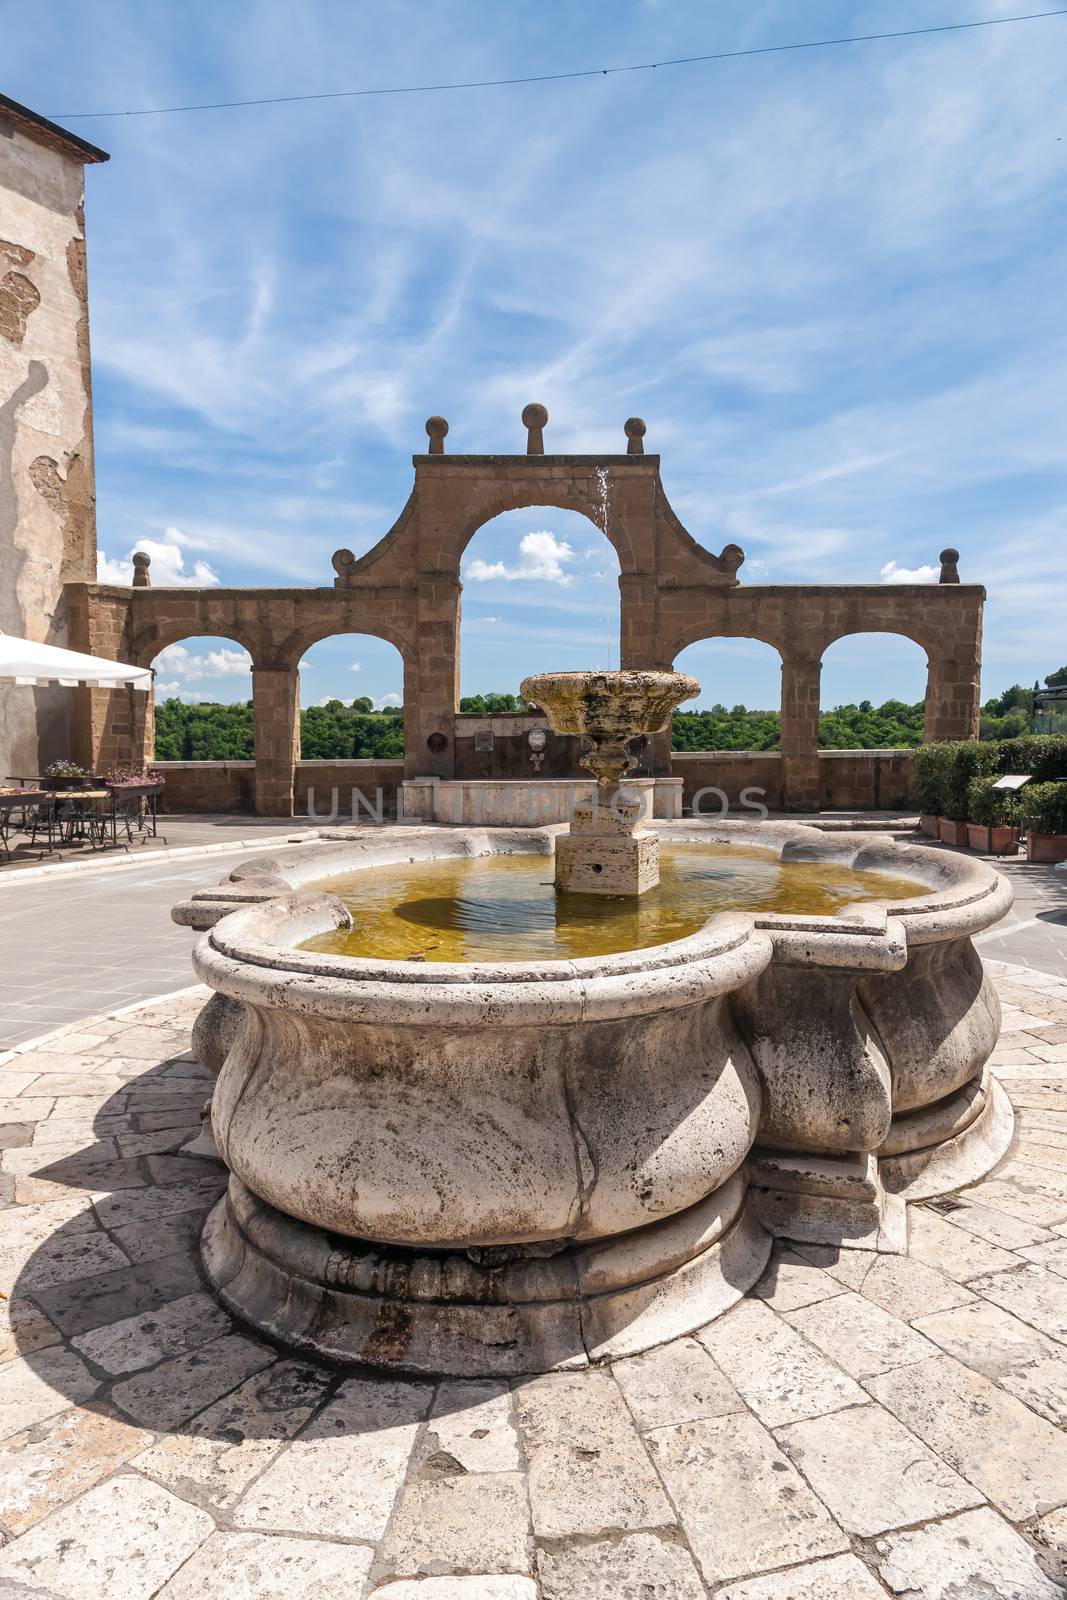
[0,962,1065,1597]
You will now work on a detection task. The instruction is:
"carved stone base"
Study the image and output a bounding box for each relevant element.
[747,1150,907,1253]
[881,1073,1014,1202]
[554,827,659,896]
[554,789,661,895]
[201,1173,770,1377]
[746,1071,1013,1255]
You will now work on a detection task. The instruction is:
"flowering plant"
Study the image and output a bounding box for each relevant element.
[44,759,89,780]
[103,766,165,788]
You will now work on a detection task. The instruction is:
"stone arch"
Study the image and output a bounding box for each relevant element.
[296,632,410,727]
[147,634,256,791]
[294,633,408,818]
[130,618,263,670]
[667,619,789,661]
[817,627,964,748]
[814,620,941,663]
[458,506,623,700]
[271,616,415,674]
[453,485,638,579]
[817,632,931,809]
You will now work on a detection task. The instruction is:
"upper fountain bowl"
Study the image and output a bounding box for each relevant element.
[520,669,700,741]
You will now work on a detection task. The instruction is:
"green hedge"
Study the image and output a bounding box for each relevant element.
[914,740,996,820]
[995,735,1067,782]
[965,775,1018,828]
[1019,781,1067,835]
[916,734,1067,823]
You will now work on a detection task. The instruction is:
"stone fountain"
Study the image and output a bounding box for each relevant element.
[174,669,1015,1377]
[520,670,699,894]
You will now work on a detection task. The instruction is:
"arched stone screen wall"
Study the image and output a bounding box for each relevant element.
[64,417,983,815]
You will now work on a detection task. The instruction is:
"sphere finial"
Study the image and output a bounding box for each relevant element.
[624,417,646,456]
[522,403,548,454]
[131,551,151,588]
[939,548,960,584]
[425,416,449,455]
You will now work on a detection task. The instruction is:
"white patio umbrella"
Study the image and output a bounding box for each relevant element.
[0,630,152,690]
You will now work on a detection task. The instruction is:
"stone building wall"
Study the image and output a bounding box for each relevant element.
[0,96,107,780]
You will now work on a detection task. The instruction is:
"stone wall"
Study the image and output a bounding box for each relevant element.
[671,750,917,814]
[293,760,403,821]
[454,713,583,781]
[819,749,917,811]
[671,752,785,812]
[155,758,404,818]
[155,761,255,814]
[0,101,107,781]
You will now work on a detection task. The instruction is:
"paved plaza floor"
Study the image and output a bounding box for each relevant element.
[0,961,1065,1596]
[0,827,1066,1596]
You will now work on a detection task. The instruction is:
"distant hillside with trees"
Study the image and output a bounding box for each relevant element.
[153,670,1066,760]
[155,698,404,762]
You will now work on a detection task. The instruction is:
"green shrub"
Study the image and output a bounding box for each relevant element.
[1020,781,1067,835]
[966,775,1018,828]
[914,743,950,815]
[925,742,994,820]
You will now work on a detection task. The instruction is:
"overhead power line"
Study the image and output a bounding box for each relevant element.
[46,8,1067,121]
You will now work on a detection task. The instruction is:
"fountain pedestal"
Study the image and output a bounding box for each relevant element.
[520,669,700,896]
[554,785,659,895]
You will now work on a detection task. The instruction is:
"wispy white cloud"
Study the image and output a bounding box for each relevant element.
[465,531,576,586]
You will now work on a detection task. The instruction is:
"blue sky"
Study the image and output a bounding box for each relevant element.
[8,0,1067,712]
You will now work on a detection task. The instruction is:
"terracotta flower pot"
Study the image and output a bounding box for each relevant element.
[919,814,940,838]
[939,818,969,847]
[966,823,990,852]
[989,825,1019,856]
[1027,831,1067,864]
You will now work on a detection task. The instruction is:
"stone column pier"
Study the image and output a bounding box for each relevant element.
[252,665,299,815]
[780,655,822,812]
[924,653,981,742]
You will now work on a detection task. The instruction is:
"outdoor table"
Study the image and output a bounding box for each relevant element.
[52,788,117,849]
[48,784,164,850]
[108,782,164,843]
[0,790,56,860]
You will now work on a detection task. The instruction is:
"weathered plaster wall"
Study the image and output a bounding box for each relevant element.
[0,116,97,779]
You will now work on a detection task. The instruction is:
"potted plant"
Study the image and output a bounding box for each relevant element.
[966,775,1020,855]
[934,741,996,846]
[42,759,90,791]
[913,744,947,837]
[1020,781,1067,863]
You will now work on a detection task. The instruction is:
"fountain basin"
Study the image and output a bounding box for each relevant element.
[176,820,1014,1374]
